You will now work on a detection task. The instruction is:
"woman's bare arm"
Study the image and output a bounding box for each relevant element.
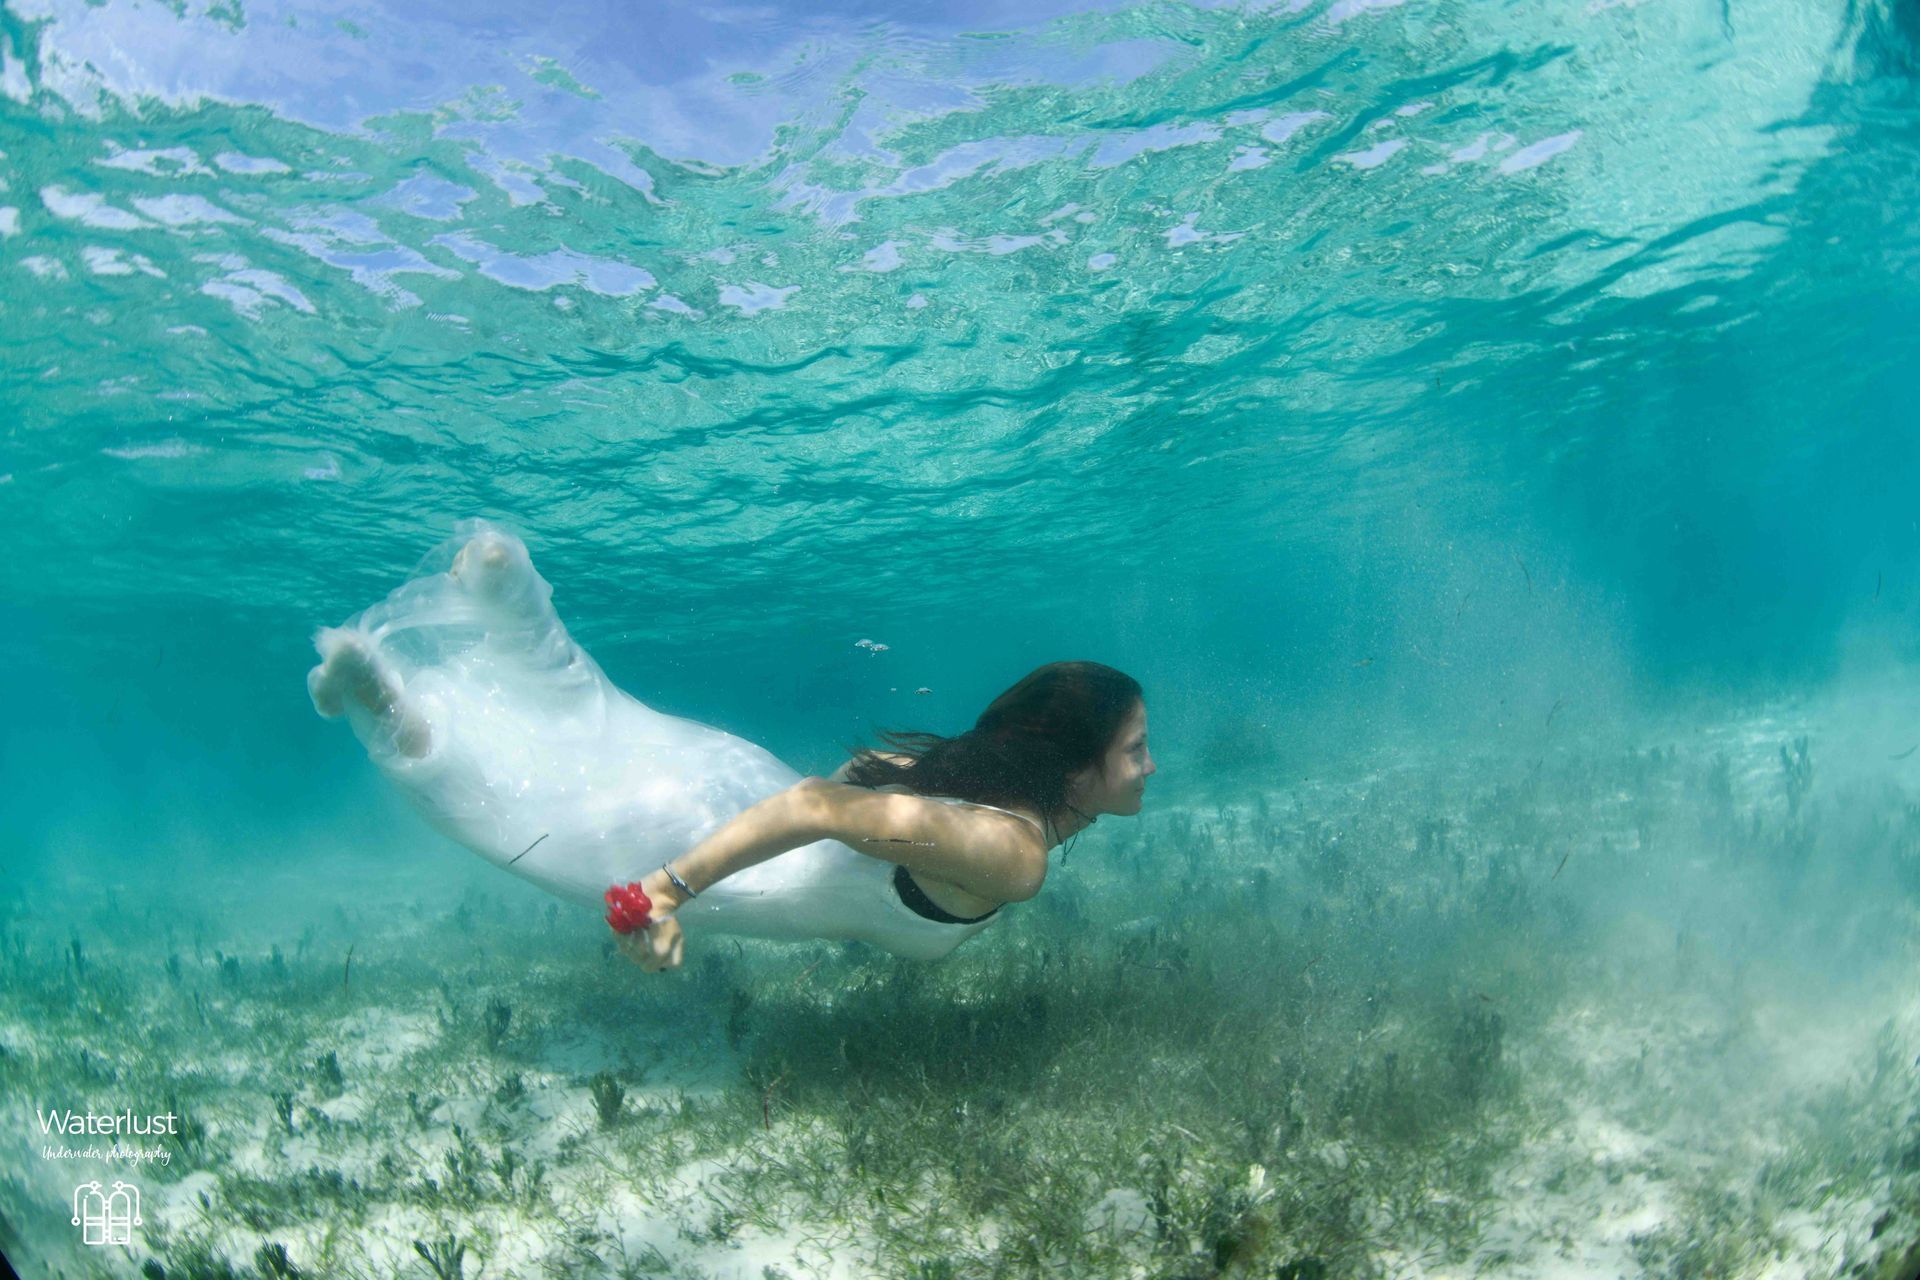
[665,777,1045,907]
[621,777,1044,972]
[656,785,819,907]
[619,787,822,973]
[800,779,1048,903]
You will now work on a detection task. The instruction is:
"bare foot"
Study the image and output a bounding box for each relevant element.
[308,629,382,718]
[450,530,526,602]
[307,629,431,757]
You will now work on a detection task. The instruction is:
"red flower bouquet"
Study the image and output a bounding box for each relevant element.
[604,882,653,934]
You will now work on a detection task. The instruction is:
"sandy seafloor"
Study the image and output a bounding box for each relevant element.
[3,699,1917,1280]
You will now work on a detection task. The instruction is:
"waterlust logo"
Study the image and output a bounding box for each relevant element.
[37,1107,178,1138]
[36,1105,177,1169]
[71,1180,141,1246]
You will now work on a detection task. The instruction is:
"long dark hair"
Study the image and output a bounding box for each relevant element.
[840,661,1144,847]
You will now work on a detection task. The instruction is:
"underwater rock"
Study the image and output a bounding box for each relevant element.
[1083,1187,1156,1245]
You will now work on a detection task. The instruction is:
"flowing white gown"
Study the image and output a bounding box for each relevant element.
[307,521,998,961]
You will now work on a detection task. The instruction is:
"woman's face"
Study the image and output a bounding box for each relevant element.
[1074,701,1155,816]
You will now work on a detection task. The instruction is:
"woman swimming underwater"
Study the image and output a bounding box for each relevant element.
[306,522,1156,973]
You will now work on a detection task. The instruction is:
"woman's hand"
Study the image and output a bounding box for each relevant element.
[615,868,687,973]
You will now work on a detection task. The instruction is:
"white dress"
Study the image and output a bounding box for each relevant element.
[308,520,1001,961]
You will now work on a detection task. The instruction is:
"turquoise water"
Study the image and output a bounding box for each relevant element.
[4,0,1920,1276]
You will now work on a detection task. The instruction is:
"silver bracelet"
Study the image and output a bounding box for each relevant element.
[662,863,697,898]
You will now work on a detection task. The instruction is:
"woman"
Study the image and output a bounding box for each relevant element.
[307,522,1155,971]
